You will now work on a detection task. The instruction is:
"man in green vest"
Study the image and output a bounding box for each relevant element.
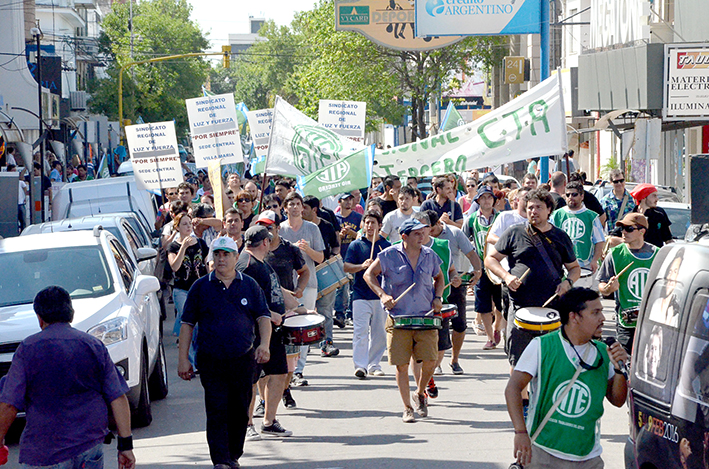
[505,287,628,468]
[598,212,659,354]
[551,180,605,289]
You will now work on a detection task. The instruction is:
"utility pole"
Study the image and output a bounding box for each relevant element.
[32,23,46,222]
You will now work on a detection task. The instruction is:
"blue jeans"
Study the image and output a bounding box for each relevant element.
[172,288,189,336]
[21,442,103,469]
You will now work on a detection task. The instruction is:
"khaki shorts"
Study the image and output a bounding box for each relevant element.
[385,315,439,366]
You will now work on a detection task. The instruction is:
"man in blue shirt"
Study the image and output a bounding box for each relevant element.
[0,286,134,469]
[364,218,445,423]
[178,236,272,469]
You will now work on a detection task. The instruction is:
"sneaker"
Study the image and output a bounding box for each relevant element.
[450,362,464,375]
[354,368,367,379]
[411,391,428,417]
[283,387,296,408]
[214,465,231,469]
[321,341,340,357]
[426,378,438,399]
[483,340,496,350]
[475,323,486,336]
[245,424,261,441]
[254,399,265,417]
[493,330,501,345]
[261,419,293,437]
[402,406,416,423]
[433,365,443,376]
[230,461,241,469]
[345,317,353,326]
[291,372,308,387]
[334,313,346,329]
[369,369,385,377]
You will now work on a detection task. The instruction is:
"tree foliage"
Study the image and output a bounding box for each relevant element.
[88,0,209,134]
[211,0,505,138]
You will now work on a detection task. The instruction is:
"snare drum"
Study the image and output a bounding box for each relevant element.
[392,315,442,330]
[574,267,596,289]
[485,243,509,285]
[439,305,458,320]
[282,314,325,346]
[513,307,561,333]
[316,254,348,299]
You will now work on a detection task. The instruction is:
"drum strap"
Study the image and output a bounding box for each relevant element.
[527,225,561,282]
[530,365,583,443]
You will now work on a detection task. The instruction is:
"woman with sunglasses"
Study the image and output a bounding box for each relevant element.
[235,190,256,228]
[457,177,478,215]
[597,212,659,354]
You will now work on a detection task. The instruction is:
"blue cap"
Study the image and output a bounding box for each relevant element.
[474,185,497,202]
[399,218,427,235]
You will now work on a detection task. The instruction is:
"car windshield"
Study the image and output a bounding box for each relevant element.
[663,206,691,239]
[0,246,114,307]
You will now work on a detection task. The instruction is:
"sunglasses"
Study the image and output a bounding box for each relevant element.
[267,204,280,210]
[237,198,251,203]
[612,179,625,184]
[466,184,477,188]
[621,225,641,233]
[565,192,580,198]
[166,192,177,196]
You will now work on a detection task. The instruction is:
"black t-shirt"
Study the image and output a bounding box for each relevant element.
[236,251,285,315]
[264,237,306,291]
[242,212,255,229]
[583,190,604,217]
[495,223,576,307]
[643,206,673,248]
[379,198,399,217]
[315,218,339,260]
[168,238,209,291]
[551,192,567,210]
[319,207,341,232]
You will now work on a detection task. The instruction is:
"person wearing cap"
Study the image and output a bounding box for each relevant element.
[600,169,636,233]
[236,226,292,439]
[381,186,417,244]
[631,183,673,248]
[178,236,272,469]
[363,217,445,423]
[420,176,464,229]
[463,185,505,348]
[597,212,659,354]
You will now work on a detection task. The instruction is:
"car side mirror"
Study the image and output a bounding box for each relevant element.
[137,247,158,262]
[134,275,160,297]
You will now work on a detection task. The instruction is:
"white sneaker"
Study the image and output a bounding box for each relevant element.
[245,424,261,441]
[434,366,443,376]
[354,368,367,379]
[369,369,385,376]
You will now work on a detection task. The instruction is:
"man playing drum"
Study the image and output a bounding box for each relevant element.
[551,180,605,289]
[597,213,659,354]
[485,189,580,368]
[364,218,445,423]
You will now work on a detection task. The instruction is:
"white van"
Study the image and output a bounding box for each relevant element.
[51,176,158,235]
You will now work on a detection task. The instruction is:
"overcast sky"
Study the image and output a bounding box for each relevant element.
[187,0,319,48]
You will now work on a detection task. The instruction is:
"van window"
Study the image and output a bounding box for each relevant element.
[632,279,683,401]
[672,292,709,426]
[110,239,136,292]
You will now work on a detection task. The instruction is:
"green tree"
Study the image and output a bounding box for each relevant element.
[88,0,209,134]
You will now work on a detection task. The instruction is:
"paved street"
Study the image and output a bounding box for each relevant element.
[7,297,630,468]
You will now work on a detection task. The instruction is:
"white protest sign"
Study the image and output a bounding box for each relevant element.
[318,100,366,143]
[125,121,184,190]
[186,93,243,168]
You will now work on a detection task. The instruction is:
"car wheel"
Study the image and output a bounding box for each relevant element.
[131,351,152,427]
[148,338,169,400]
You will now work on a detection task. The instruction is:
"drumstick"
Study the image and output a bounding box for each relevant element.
[519,268,531,283]
[394,283,416,304]
[370,238,376,260]
[542,293,557,308]
[614,261,635,279]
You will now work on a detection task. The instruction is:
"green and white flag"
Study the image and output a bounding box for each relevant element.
[266,96,362,177]
[439,101,466,132]
[296,145,374,199]
[372,74,567,178]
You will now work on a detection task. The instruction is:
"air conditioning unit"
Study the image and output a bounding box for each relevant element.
[71,91,88,111]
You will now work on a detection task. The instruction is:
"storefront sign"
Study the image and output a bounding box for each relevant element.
[415,0,541,36]
[590,0,650,49]
[664,44,709,121]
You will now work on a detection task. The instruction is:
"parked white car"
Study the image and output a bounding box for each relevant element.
[0,228,167,427]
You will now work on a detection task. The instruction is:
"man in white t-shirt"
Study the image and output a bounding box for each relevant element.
[505,287,628,468]
[380,186,417,243]
[486,187,531,245]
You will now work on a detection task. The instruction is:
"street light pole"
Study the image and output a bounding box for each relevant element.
[31,25,46,222]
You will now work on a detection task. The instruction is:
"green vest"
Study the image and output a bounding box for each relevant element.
[468,210,499,261]
[551,208,598,265]
[610,243,659,327]
[529,331,610,459]
[394,238,451,301]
